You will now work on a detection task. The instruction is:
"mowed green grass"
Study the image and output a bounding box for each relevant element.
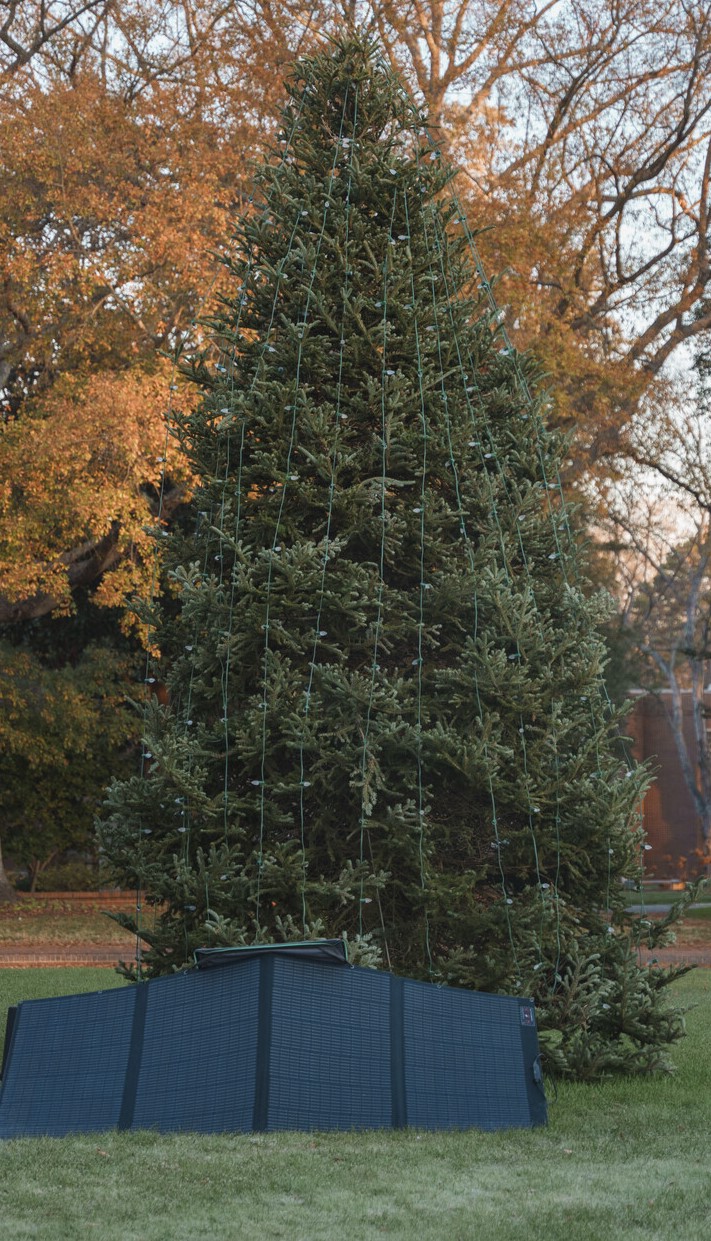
[0,969,709,1241]
[641,885,711,916]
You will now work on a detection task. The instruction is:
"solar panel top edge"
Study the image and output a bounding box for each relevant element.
[194,941,349,970]
[196,939,344,953]
[323,964,536,1012]
[1,961,534,1019]
[0,969,191,1025]
[6,982,132,1012]
[187,953,533,1016]
[192,949,530,1001]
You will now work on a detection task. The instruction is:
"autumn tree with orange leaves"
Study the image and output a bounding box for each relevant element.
[0,3,296,620]
[0,0,310,892]
[3,2,711,614]
[1,1,710,896]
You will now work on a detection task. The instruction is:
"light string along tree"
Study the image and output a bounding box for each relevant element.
[126,76,317,970]
[100,33,693,1079]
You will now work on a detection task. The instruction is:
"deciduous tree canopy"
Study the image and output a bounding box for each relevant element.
[3,1,711,616]
[1,3,710,903]
[0,639,136,888]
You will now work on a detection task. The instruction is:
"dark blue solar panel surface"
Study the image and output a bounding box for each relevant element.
[267,958,392,1131]
[131,965,259,1134]
[0,985,136,1138]
[0,956,545,1138]
[403,980,533,1131]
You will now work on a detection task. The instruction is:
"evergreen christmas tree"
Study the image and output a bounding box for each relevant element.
[100,35,690,1078]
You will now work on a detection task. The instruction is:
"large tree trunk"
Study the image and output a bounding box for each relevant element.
[0,836,17,903]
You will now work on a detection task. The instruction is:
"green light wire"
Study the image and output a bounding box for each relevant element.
[446,200,628,966]
[403,187,433,976]
[453,210,569,568]
[297,87,360,937]
[417,196,519,975]
[357,186,399,963]
[423,196,546,972]
[215,76,317,854]
[144,80,314,960]
[367,50,602,990]
[255,83,353,930]
[194,109,312,930]
[165,72,317,938]
[136,257,226,975]
[218,204,308,847]
[449,178,634,753]
[439,198,606,981]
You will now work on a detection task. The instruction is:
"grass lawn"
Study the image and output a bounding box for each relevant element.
[641,885,711,911]
[0,970,709,1240]
[638,884,711,942]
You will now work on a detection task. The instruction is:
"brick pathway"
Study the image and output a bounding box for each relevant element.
[0,892,138,968]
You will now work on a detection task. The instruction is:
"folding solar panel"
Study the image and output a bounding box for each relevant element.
[0,947,546,1138]
[0,984,137,1137]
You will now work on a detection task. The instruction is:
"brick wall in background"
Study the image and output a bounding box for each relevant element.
[626,691,711,879]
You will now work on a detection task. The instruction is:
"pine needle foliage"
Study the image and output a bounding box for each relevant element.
[100,35,688,1079]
